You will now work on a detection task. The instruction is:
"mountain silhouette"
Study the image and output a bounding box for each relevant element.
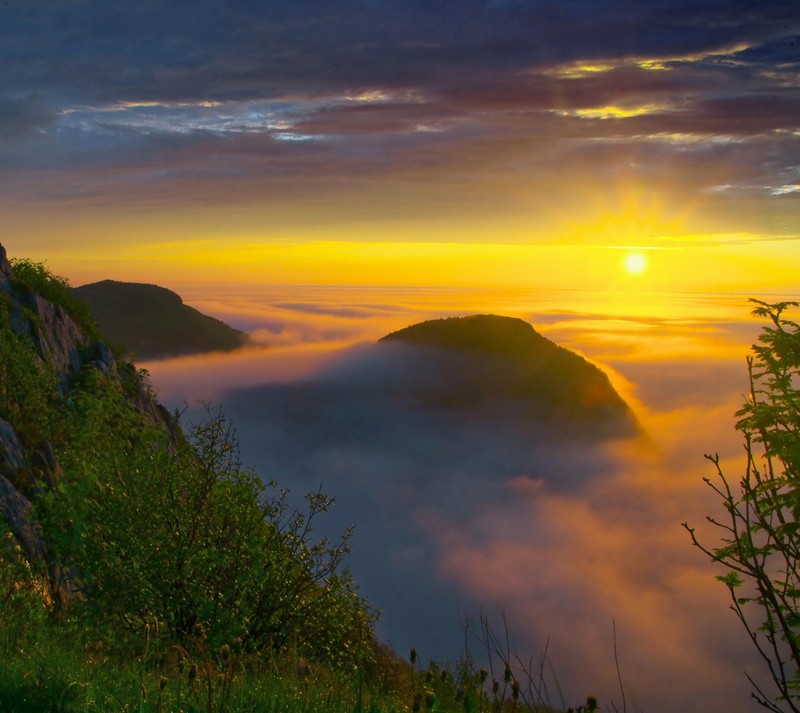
[73,280,248,360]
[374,314,638,439]
[225,314,639,454]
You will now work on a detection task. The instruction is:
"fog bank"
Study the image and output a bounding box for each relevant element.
[143,287,772,712]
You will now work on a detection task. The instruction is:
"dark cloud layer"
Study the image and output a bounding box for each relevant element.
[1,1,798,225]
[2,1,795,101]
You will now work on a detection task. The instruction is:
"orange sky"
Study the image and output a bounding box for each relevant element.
[3,4,799,710]
[8,230,800,298]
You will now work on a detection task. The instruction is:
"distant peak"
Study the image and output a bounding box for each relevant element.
[75,280,184,305]
[72,279,247,360]
[380,314,552,355]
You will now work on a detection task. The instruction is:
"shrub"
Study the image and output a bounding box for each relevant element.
[39,378,373,671]
[685,300,800,713]
[9,258,97,337]
[0,302,59,447]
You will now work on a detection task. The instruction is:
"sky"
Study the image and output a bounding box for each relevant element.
[1,0,799,292]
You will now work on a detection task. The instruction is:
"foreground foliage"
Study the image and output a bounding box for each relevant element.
[9,257,99,339]
[0,257,597,712]
[686,300,800,713]
[0,258,381,709]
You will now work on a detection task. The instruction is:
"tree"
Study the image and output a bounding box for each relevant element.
[685,300,800,713]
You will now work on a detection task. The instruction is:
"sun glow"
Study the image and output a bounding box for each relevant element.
[623,252,648,276]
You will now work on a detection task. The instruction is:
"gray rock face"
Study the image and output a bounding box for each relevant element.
[0,243,10,291]
[1,245,88,385]
[0,475,43,560]
[92,341,116,378]
[32,443,63,492]
[1,243,86,390]
[0,417,25,477]
[23,292,89,388]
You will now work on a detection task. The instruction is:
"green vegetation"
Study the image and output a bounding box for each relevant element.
[686,300,800,713]
[0,300,60,447]
[380,315,555,357]
[379,314,638,439]
[18,258,800,712]
[10,258,98,339]
[1,260,575,711]
[0,261,381,711]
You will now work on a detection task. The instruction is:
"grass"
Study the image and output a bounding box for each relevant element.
[0,609,575,713]
[0,256,591,713]
[0,627,407,713]
[0,556,575,713]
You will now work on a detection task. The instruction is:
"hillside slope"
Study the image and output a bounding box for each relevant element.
[0,243,371,674]
[0,247,173,601]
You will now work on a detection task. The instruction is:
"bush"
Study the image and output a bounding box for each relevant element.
[0,301,60,447]
[9,258,97,338]
[39,376,373,671]
[685,300,800,713]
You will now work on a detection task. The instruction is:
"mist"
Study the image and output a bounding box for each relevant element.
[142,287,769,712]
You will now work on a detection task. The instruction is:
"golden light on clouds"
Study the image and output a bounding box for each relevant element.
[568,104,671,120]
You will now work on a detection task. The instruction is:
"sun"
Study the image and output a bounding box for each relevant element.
[623,251,648,276]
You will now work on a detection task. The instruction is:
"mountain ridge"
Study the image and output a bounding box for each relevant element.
[0,246,174,600]
[73,279,249,360]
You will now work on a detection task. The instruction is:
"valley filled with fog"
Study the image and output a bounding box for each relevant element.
[144,286,768,712]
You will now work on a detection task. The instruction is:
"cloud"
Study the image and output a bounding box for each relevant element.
[209,352,758,712]
[1,0,797,225]
[142,289,773,712]
[0,94,57,140]
[2,1,793,105]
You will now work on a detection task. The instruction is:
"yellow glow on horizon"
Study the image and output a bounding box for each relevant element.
[16,237,797,299]
[564,205,684,246]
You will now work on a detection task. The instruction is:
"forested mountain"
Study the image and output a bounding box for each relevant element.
[73,279,248,359]
[379,314,638,439]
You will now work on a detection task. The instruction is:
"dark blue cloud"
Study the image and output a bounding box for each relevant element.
[0,93,56,138]
[2,0,796,102]
[1,0,798,226]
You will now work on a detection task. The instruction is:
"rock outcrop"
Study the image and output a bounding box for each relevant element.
[0,417,26,477]
[0,243,10,285]
[0,243,174,595]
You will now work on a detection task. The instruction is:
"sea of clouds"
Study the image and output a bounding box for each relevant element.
[143,286,771,712]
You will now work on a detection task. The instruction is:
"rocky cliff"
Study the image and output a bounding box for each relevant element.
[0,243,172,600]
